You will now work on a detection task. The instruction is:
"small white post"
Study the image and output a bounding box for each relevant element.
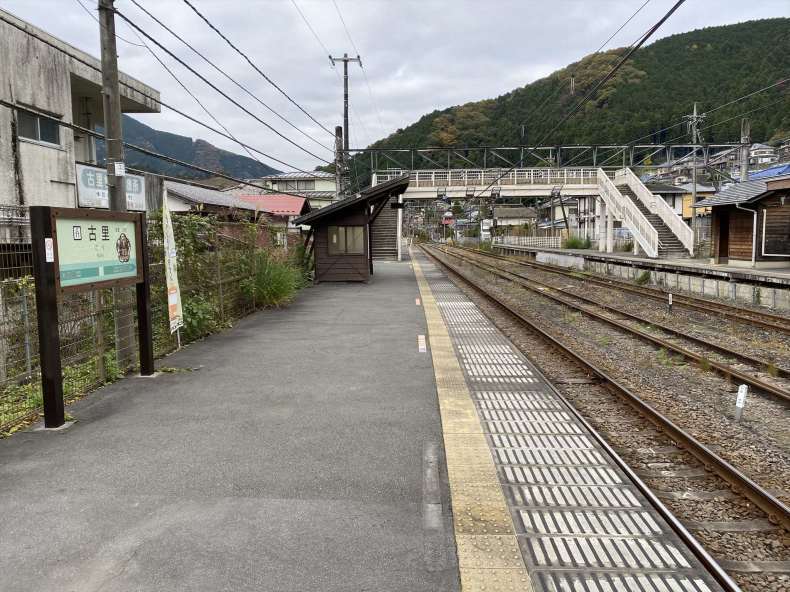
[734,384,748,422]
[668,293,673,313]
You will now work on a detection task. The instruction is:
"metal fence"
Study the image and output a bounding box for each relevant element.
[0,207,270,434]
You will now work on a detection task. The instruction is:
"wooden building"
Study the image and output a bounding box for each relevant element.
[293,175,410,282]
[695,175,790,268]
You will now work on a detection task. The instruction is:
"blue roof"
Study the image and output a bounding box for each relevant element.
[750,163,790,179]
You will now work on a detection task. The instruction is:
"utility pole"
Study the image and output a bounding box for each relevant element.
[740,118,751,182]
[334,126,345,197]
[99,0,134,368]
[329,53,361,155]
[99,0,125,212]
[685,102,705,256]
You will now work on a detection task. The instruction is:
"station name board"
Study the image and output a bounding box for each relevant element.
[76,163,146,211]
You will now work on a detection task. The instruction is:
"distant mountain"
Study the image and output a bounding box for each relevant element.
[96,115,279,179]
[368,19,790,157]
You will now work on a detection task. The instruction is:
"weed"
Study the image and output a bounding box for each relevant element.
[766,362,779,377]
[596,335,612,347]
[698,357,711,372]
[563,236,592,249]
[635,271,651,286]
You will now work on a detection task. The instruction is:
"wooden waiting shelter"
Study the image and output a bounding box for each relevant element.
[293,174,410,282]
[695,175,790,268]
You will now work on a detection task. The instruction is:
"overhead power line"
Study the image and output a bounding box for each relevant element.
[291,0,372,146]
[180,0,334,137]
[0,9,313,174]
[472,0,686,198]
[331,0,386,138]
[77,0,271,170]
[527,0,651,141]
[0,100,312,198]
[129,0,332,153]
[114,9,332,164]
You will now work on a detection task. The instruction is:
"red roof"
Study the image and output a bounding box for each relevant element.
[239,194,309,216]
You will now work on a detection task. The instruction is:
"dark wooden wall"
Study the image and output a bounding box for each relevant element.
[314,206,370,282]
[758,192,790,261]
[728,208,754,261]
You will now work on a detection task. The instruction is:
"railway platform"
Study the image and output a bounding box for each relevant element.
[0,255,733,591]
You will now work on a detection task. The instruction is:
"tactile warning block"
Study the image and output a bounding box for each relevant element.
[460,568,534,592]
[456,534,524,569]
[451,485,514,535]
[447,462,501,487]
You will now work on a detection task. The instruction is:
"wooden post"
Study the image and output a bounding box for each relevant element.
[30,206,65,428]
[136,213,154,376]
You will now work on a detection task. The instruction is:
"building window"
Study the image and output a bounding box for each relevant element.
[17,110,60,145]
[328,226,365,255]
[282,179,316,191]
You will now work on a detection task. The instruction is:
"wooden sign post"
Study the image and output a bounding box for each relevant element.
[30,206,154,428]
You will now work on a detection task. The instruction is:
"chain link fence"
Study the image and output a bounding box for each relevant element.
[0,207,283,434]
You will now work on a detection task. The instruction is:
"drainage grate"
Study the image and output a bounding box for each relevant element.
[417,253,723,592]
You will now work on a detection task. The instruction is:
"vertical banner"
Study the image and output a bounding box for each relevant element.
[162,189,183,334]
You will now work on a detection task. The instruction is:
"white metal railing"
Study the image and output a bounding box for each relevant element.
[615,168,694,254]
[495,235,562,248]
[597,169,658,258]
[374,168,602,188]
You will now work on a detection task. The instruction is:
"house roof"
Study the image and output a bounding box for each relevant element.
[238,194,310,216]
[293,174,410,226]
[645,182,685,194]
[165,180,257,211]
[693,179,769,207]
[674,182,717,193]
[493,206,537,219]
[750,163,790,180]
[257,171,335,180]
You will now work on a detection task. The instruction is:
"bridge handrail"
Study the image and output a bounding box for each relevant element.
[597,168,658,258]
[615,168,693,254]
[374,167,606,187]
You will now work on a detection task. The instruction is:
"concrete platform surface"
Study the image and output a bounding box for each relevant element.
[0,261,459,592]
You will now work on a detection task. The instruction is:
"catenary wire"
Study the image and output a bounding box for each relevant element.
[470,0,686,198]
[180,0,334,137]
[114,9,332,164]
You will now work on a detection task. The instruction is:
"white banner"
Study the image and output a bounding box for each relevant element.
[162,188,183,334]
[76,163,146,211]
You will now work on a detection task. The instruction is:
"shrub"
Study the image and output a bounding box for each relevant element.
[241,250,305,308]
[563,236,591,249]
[619,240,634,252]
[181,295,221,342]
[635,270,651,285]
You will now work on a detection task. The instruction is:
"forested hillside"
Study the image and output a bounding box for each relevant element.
[371,19,789,154]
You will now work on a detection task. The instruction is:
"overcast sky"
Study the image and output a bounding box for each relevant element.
[1,0,787,171]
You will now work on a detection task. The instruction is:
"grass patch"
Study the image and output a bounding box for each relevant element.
[241,249,306,308]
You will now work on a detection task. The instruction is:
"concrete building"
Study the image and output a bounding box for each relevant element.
[0,9,160,214]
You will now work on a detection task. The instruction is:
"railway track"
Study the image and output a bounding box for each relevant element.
[422,243,790,590]
[435,244,790,405]
[469,245,790,335]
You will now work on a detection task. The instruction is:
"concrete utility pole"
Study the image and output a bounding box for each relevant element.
[329,53,361,154]
[334,125,346,197]
[740,118,751,182]
[685,102,705,255]
[98,0,126,212]
[99,0,134,368]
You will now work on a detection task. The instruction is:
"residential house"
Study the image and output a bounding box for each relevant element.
[238,194,310,247]
[165,180,259,220]
[492,206,537,228]
[694,175,790,268]
[227,171,337,209]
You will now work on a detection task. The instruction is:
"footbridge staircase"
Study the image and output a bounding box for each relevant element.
[597,168,694,258]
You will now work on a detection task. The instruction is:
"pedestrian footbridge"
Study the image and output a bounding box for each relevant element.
[374,167,694,258]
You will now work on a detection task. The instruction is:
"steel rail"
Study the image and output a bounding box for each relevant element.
[422,243,790,538]
[420,246,750,592]
[478,246,790,334]
[436,245,790,404]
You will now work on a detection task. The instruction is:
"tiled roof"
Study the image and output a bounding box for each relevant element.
[493,207,537,218]
[238,194,309,216]
[165,180,257,211]
[255,171,335,180]
[645,182,685,194]
[693,179,768,207]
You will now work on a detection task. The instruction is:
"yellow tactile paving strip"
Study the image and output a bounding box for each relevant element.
[413,257,533,592]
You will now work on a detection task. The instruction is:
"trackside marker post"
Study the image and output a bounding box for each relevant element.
[668,292,673,313]
[734,384,748,422]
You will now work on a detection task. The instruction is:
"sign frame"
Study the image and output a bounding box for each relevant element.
[30,205,155,429]
[50,207,145,294]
